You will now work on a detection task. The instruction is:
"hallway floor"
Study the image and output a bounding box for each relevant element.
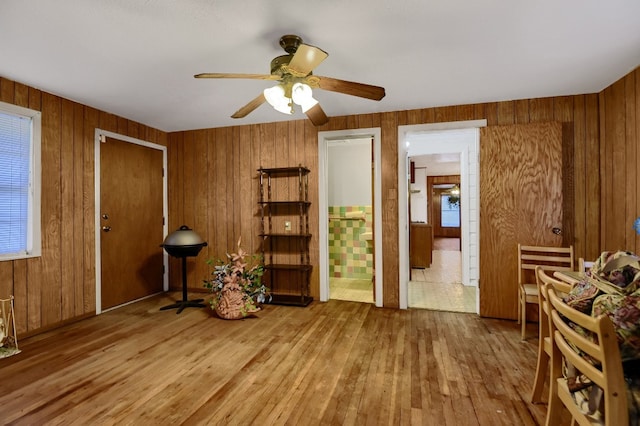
[329,238,476,313]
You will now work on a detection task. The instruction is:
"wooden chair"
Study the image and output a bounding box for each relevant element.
[546,287,628,425]
[578,257,595,273]
[530,266,573,403]
[518,244,574,340]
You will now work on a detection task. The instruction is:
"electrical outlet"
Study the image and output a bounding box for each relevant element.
[284,221,292,231]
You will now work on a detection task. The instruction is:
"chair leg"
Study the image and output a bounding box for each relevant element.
[530,342,549,403]
[521,298,527,340]
[517,289,521,325]
[545,378,563,426]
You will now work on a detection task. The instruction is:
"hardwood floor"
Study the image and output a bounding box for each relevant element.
[0,292,547,425]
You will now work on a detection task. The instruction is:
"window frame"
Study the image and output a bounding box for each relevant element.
[0,100,41,261]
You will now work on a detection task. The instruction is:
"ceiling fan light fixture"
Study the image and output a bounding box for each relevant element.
[263,85,292,115]
[291,82,319,113]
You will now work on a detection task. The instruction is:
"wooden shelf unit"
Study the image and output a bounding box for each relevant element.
[258,166,313,307]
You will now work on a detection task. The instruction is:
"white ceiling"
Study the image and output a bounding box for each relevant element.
[412,153,460,176]
[1,0,639,132]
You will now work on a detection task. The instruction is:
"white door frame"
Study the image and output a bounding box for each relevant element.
[94,129,169,314]
[318,128,383,307]
[397,120,486,310]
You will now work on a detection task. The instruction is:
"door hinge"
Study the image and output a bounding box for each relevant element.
[163,264,165,274]
[162,168,165,177]
[163,217,165,226]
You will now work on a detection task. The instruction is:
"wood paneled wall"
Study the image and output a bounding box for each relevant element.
[7,65,638,331]
[169,91,604,310]
[0,77,167,336]
[599,67,640,253]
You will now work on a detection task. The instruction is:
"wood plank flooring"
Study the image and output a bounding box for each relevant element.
[0,293,548,425]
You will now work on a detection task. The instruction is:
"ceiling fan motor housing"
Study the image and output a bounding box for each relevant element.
[270,55,293,76]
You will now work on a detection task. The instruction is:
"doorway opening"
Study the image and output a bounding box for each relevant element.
[318,128,383,307]
[398,121,485,311]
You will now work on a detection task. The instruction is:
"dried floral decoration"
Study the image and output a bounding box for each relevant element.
[204,238,269,319]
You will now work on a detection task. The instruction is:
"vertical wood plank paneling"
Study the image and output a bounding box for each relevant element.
[237,125,254,253]
[529,98,553,122]
[127,121,140,139]
[381,112,399,308]
[1,80,164,332]
[396,110,409,127]
[496,101,515,125]
[625,73,637,252]
[514,100,529,124]
[72,102,85,316]
[573,95,587,259]
[357,113,374,129]
[40,93,62,326]
[250,125,262,255]
[328,116,348,131]
[7,66,640,329]
[0,263,12,299]
[585,94,601,259]
[12,260,26,334]
[167,131,183,287]
[83,107,99,314]
[484,102,498,126]
[435,106,457,123]
[26,87,43,331]
[553,96,573,123]
[0,78,14,102]
[229,126,241,246]
[181,130,199,287]
[192,129,209,283]
[304,120,319,299]
[603,80,627,249]
[213,128,229,255]
[461,103,485,122]
[60,99,75,320]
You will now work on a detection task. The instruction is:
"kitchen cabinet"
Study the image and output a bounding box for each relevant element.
[410,223,433,268]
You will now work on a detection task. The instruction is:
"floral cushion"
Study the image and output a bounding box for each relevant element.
[561,251,640,422]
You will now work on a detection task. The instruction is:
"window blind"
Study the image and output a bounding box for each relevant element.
[0,111,31,255]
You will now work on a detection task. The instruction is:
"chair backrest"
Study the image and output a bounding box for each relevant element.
[578,257,595,273]
[518,244,574,289]
[547,287,627,425]
[535,266,573,340]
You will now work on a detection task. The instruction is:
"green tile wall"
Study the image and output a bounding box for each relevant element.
[328,205,374,279]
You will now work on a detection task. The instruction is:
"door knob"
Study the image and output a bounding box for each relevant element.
[552,227,562,235]
[102,226,112,232]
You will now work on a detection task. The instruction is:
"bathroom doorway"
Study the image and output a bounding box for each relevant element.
[318,128,383,306]
[327,138,373,303]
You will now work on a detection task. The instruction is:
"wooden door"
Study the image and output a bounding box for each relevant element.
[100,137,164,310]
[479,123,563,319]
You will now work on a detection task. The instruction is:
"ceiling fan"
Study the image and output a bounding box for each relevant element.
[195,35,386,126]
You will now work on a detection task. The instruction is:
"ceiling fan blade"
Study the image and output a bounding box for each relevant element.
[315,76,386,101]
[231,93,267,118]
[194,73,280,81]
[287,44,328,76]
[305,103,329,127]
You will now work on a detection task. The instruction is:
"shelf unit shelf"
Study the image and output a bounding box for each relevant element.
[258,166,313,307]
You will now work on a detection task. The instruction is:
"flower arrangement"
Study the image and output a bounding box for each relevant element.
[204,238,269,319]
